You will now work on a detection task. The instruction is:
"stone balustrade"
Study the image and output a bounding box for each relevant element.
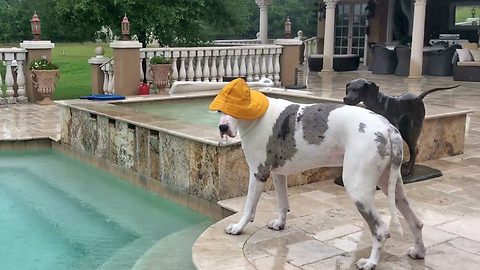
[0,48,28,104]
[213,39,262,46]
[100,58,115,94]
[140,45,283,85]
[303,36,317,64]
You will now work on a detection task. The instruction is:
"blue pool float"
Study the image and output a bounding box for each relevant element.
[79,94,126,100]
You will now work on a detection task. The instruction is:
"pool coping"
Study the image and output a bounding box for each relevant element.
[56,89,473,147]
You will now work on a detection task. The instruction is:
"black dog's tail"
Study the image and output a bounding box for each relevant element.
[418,85,460,100]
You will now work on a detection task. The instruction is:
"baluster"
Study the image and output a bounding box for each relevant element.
[0,54,3,105]
[313,39,317,55]
[171,50,179,82]
[218,50,226,82]
[203,50,211,82]
[4,54,15,104]
[195,50,203,82]
[179,50,187,81]
[260,49,267,79]
[211,50,218,82]
[107,62,115,94]
[102,66,109,94]
[187,50,195,81]
[303,41,309,63]
[232,49,240,77]
[253,49,261,81]
[146,51,154,83]
[140,51,145,82]
[240,49,247,79]
[274,48,281,86]
[16,56,27,103]
[225,50,233,78]
[267,48,274,80]
[246,49,254,82]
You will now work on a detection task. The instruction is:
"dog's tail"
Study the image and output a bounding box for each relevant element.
[418,85,459,100]
[387,130,404,236]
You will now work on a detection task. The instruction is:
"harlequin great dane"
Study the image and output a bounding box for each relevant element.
[217,98,426,270]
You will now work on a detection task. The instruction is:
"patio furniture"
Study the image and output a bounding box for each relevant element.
[308,54,360,72]
[394,46,411,76]
[425,44,462,76]
[453,52,480,82]
[370,44,397,75]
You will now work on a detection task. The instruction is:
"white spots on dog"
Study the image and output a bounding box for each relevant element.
[256,104,300,182]
[359,122,367,133]
[301,104,343,145]
[391,135,403,170]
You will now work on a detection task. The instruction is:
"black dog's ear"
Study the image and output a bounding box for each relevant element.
[345,82,351,95]
[365,81,379,100]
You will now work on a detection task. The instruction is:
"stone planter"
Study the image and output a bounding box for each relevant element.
[31,69,60,105]
[149,64,172,93]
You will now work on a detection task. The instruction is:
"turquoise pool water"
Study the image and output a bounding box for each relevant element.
[0,149,214,270]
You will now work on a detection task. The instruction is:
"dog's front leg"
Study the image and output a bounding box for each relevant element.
[225,172,265,235]
[268,173,289,230]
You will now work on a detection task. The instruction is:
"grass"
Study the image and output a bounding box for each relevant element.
[1,42,113,100]
[455,6,478,24]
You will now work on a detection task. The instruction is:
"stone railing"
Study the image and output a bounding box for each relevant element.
[213,39,262,46]
[0,48,28,104]
[100,58,115,94]
[140,45,283,85]
[303,36,317,64]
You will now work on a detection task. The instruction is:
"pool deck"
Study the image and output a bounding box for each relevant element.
[2,70,480,269]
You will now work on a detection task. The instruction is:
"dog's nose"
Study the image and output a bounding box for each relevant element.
[219,124,229,133]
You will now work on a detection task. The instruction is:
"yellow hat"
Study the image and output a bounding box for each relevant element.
[209,78,269,120]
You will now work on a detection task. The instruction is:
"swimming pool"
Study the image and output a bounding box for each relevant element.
[0,149,214,270]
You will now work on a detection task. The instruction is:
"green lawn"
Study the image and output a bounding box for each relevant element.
[1,42,113,100]
[52,43,113,100]
[456,6,477,24]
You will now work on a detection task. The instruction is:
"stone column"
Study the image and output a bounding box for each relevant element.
[322,0,338,73]
[256,0,273,44]
[88,47,109,95]
[110,41,142,96]
[19,40,55,103]
[275,39,302,86]
[408,0,427,79]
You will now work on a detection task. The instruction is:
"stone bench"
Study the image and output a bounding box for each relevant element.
[308,54,360,72]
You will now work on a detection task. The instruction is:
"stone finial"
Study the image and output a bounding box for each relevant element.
[95,47,105,58]
[256,32,261,39]
[296,30,304,39]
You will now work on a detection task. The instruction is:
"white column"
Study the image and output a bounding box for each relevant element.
[139,52,145,83]
[171,50,179,82]
[187,51,195,81]
[16,58,27,103]
[195,50,203,82]
[211,50,218,82]
[4,54,15,104]
[256,0,272,44]
[246,49,254,82]
[240,49,247,78]
[203,50,211,82]
[218,50,226,82]
[179,51,187,81]
[322,0,338,72]
[408,0,427,79]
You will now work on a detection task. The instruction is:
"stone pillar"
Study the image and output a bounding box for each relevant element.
[322,0,338,73]
[88,47,109,95]
[275,39,302,86]
[408,0,427,79]
[110,41,142,96]
[256,0,273,44]
[19,40,55,103]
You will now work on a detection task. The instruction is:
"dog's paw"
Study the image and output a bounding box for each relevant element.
[408,245,426,259]
[267,219,286,231]
[225,223,244,235]
[356,258,376,270]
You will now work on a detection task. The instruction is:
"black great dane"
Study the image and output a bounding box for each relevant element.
[344,78,459,176]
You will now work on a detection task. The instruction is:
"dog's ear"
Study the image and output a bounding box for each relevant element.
[345,82,351,95]
[365,81,379,100]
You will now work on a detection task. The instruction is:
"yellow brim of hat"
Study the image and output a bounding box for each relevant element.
[209,78,269,120]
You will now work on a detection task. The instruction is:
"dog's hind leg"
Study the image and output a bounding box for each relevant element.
[377,171,426,259]
[343,156,390,269]
[268,173,289,230]
[225,172,265,235]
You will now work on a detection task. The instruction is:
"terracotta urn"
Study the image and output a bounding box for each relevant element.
[31,69,60,105]
[149,64,172,93]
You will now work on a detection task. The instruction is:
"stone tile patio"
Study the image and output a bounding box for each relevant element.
[1,69,480,270]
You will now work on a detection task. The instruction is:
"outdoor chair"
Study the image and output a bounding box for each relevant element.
[394,46,411,76]
[425,44,462,76]
[370,44,398,75]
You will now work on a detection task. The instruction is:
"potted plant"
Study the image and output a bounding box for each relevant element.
[29,58,60,105]
[149,55,172,93]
